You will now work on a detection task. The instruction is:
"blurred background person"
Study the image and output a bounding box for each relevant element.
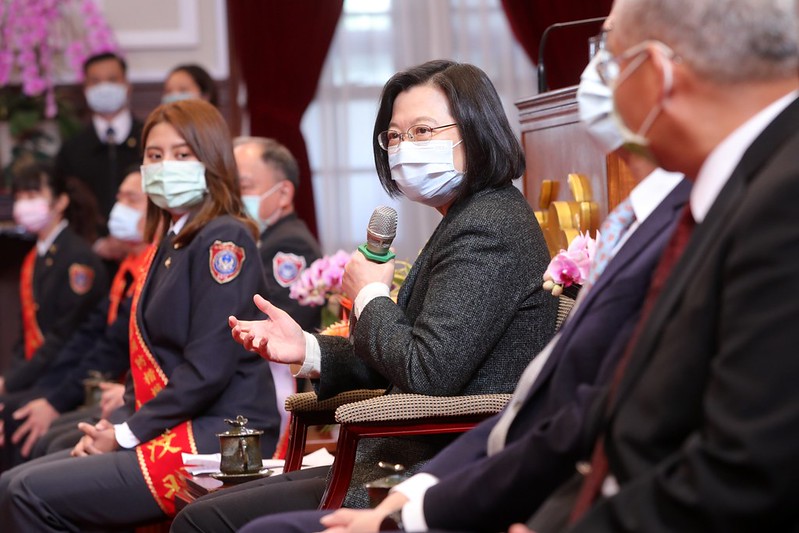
[1,163,107,401]
[235,136,323,447]
[0,166,150,470]
[0,99,281,531]
[162,63,219,107]
[55,52,143,244]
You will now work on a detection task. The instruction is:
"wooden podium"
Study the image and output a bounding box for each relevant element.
[516,87,636,255]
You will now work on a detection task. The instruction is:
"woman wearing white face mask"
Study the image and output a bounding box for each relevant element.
[195,60,557,533]
[0,100,282,531]
[2,164,107,398]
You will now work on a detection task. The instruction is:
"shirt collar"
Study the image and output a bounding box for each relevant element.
[92,110,133,144]
[628,167,684,224]
[36,219,68,256]
[691,90,798,223]
[168,212,191,236]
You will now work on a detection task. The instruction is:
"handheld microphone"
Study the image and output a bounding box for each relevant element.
[358,206,397,263]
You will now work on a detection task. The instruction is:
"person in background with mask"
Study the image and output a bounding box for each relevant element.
[162,63,219,107]
[0,100,282,531]
[235,136,322,451]
[55,52,143,253]
[0,163,107,423]
[235,136,322,332]
[0,166,151,470]
[170,59,557,533]
[233,44,693,533]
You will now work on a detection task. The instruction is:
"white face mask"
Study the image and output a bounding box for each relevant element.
[107,201,144,242]
[242,182,283,232]
[577,54,624,154]
[13,197,52,234]
[610,46,674,159]
[388,140,464,208]
[85,82,128,115]
[141,160,208,213]
[161,92,197,104]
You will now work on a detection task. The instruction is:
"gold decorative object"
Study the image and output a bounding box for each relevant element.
[534,173,600,257]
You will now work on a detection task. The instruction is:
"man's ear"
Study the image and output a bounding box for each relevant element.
[279,181,296,208]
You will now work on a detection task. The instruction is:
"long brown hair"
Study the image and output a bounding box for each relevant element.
[141,100,258,246]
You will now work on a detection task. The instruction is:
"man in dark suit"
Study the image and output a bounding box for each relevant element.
[55,52,143,238]
[524,0,799,530]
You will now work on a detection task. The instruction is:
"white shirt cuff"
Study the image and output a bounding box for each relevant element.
[353,282,391,319]
[391,473,440,532]
[114,422,140,448]
[294,331,321,378]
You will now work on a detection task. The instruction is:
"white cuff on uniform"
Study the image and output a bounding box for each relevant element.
[354,282,391,319]
[391,473,440,532]
[294,332,321,379]
[114,422,140,449]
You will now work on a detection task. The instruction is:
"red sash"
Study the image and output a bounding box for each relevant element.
[19,248,44,360]
[128,245,197,516]
[107,247,151,325]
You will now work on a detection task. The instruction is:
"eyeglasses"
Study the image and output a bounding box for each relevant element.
[378,123,458,152]
[595,40,677,88]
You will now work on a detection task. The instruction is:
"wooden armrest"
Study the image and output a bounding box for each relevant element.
[318,393,511,510]
[285,389,386,413]
[334,393,512,424]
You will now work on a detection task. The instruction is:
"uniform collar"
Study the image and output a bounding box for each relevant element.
[37,220,68,256]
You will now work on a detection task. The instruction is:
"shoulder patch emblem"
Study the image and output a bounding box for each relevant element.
[272,252,306,288]
[209,241,246,284]
[69,264,95,295]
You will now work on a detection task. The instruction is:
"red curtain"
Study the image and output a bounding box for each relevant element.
[501,0,613,91]
[227,0,345,237]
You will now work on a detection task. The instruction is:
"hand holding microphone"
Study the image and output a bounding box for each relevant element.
[343,206,398,313]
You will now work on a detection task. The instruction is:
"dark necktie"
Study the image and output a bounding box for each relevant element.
[106,126,118,191]
[569,205,696,523]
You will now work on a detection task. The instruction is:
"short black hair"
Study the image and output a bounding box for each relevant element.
[169,64,219,107]
[82,52,127,77]
[373,60,525,200]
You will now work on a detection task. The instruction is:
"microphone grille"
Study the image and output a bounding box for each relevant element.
[368,206,397,239]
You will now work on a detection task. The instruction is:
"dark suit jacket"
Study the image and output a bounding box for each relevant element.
[121,216,281,455]
[418,179,691,532]
[570,97,799,532]
[315,184,559,507]
[55,118,144,221]
[259,213,322,331]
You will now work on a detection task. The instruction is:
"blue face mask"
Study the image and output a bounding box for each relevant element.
[161,92,198,104]
[242,182,283,232]
[141,161,208,213]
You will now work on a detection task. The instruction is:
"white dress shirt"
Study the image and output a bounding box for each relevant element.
[92,110,132,145]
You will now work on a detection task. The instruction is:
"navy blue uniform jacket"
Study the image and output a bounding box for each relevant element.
[115,216,281,455]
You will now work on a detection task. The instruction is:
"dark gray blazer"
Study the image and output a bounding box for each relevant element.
[316,184,558,507]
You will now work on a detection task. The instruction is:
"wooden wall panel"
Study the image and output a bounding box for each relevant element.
[516,86,636,254]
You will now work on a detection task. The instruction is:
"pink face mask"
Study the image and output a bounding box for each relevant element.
[13,197,53,234]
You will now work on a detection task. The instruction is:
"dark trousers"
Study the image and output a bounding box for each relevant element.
[170,466,328,533]
[0,448,165,531]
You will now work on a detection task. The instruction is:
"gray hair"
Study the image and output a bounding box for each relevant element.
[233,136,300,189]
[613,0,799,83]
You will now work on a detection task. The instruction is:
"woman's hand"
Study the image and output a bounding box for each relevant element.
[99,382,126,419]
[342,250,395,301]
[229,295,306,364]
[71,419,119,456]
